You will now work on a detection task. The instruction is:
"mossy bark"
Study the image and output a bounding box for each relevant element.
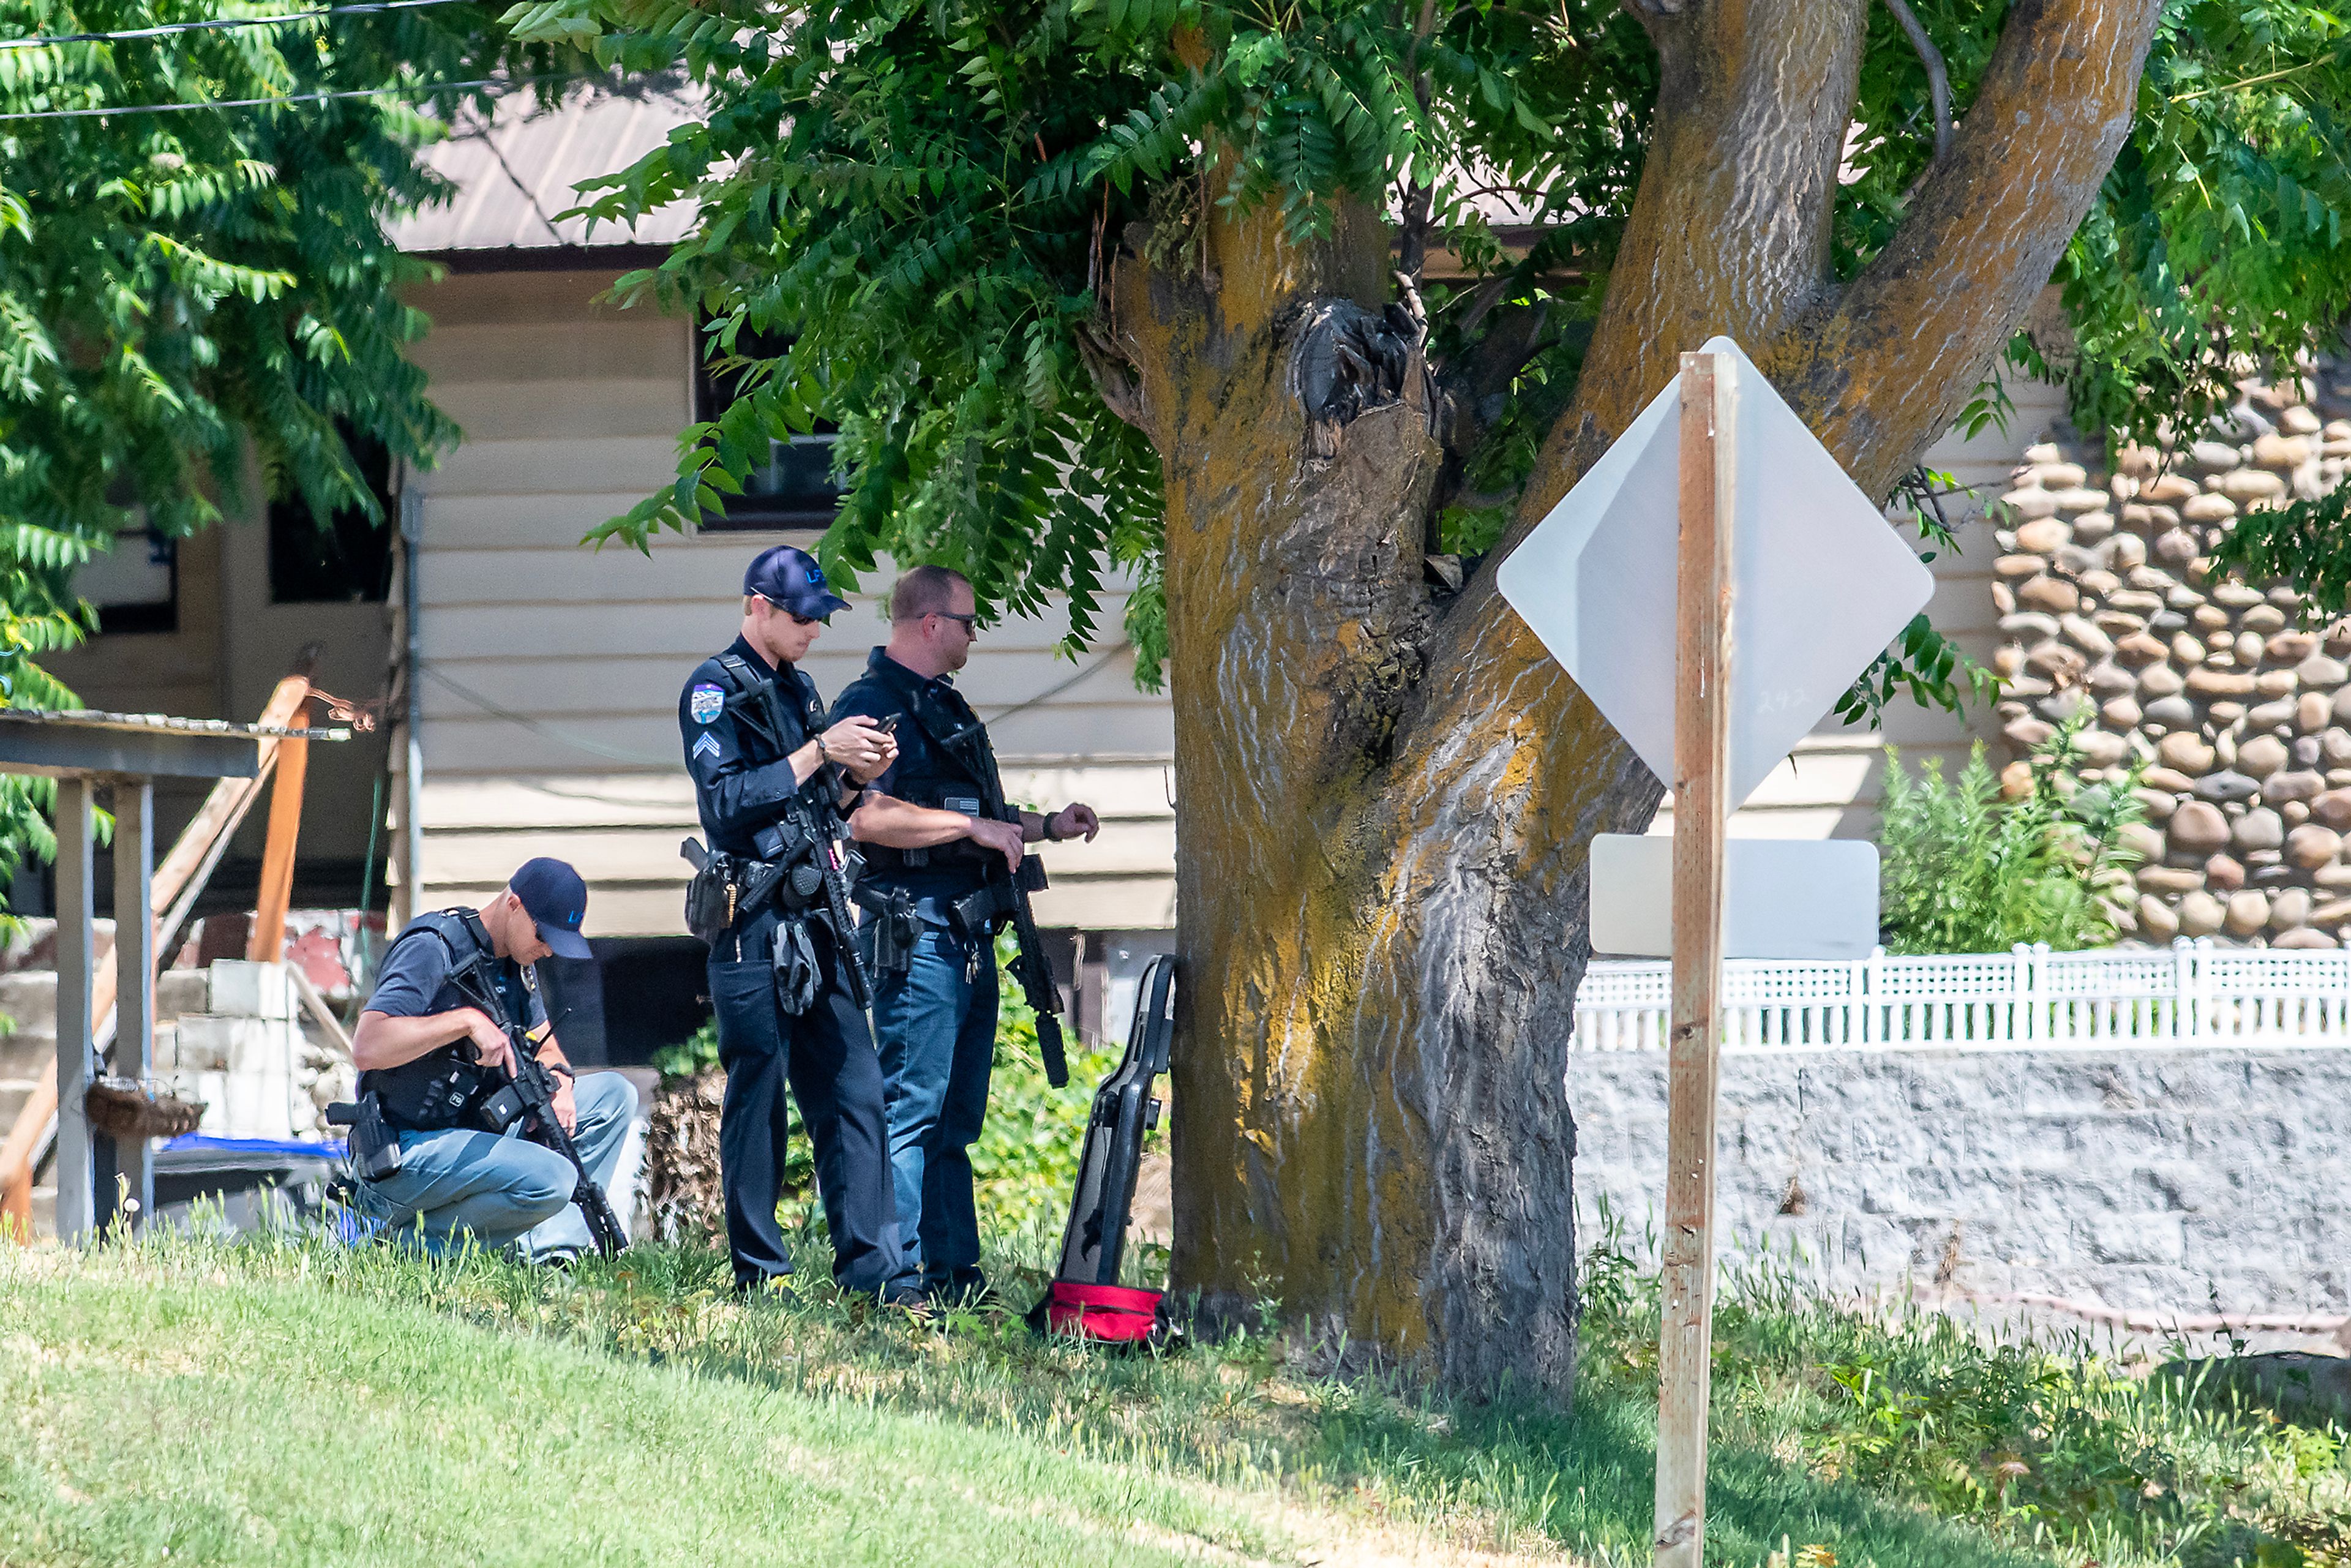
[1097,0,2162,1394]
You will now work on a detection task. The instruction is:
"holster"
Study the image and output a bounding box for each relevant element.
[324,1090,403,1182]
[853,884,920,977]
[948,881,1014,943]
[683,840,736,943]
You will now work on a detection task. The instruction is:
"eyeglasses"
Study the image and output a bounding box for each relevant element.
[930,612,979,632]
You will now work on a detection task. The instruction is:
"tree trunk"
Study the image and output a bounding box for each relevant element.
[1103,0,2162,1395]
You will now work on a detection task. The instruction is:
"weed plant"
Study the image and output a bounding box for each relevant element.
[1581,1214,2351,1567]
[1878,722,2147,953]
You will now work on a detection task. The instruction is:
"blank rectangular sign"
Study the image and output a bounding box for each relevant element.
[1589,834,1880,959]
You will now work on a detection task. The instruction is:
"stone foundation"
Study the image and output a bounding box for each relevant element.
[1992,363,2351,945]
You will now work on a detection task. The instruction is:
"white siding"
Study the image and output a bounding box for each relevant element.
[399,270,1175,934]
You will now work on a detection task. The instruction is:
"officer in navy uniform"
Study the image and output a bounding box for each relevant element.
[832,565,1100,1304]
[350,857,637,1261]
[681,544,917,1300]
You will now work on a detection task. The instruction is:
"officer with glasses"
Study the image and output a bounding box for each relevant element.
[679,545,920,1302]
[831,565,1101,1305]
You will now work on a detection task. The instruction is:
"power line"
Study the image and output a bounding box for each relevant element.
[0,0,471,50]
[0,68,576,121]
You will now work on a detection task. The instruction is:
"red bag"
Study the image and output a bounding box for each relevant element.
[1040,1280,1163,1345]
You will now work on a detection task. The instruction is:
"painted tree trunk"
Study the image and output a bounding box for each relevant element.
[1103,0,2163,1394]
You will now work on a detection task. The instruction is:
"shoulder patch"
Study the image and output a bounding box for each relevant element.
[689,685,724,725]
[691,731,722,762]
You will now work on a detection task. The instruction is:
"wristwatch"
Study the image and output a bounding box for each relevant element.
[1042,811,1064,842]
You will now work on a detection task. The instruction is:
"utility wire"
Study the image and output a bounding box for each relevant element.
[420,661,680,767]
[0,68,577,121]
[0,0,471,50]
[979,640,1131,726]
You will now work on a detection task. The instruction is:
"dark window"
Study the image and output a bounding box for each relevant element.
[75,527,178,635]
[268,429,396,603]
[692,328,842,531]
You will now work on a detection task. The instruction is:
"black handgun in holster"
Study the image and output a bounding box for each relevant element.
[853,882,920,977]
[324,1090,402,1182]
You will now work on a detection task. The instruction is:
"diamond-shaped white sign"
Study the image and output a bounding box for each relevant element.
[1496,335,1933,809]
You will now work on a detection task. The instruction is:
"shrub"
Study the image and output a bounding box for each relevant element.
[1878,724,2145,953]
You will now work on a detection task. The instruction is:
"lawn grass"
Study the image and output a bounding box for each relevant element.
[3,1205,2345,1567]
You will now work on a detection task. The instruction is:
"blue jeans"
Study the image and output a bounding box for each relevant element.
[357,1071,637,1259]
[872,923,997,1285]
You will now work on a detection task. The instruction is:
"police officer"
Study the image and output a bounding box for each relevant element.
[350,857,637,1262]
[833,565,1100,1304]
[683,544,917,1301]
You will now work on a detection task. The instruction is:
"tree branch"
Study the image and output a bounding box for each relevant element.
[1782,0,2164,499]
[1878,0,1952,164]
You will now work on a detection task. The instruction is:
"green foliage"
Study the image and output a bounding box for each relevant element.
[0,1,582,904]
[1578,1220,2351,1568]
[1877,725,2148,954]
[2212,479,2351,626]
[523,0,2351,718]
[39,1219,2351,1567]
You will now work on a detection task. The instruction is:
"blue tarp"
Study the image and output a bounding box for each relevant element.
[160,1134,347,1160]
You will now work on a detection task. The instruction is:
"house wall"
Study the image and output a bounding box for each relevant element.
[41,483,394,890]
[396,268,1175,935]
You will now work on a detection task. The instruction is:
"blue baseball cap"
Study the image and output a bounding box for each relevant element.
[509,857,593,960]
[744,545,850,621]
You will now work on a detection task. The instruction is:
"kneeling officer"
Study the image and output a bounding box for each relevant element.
[682,544,914,1300]
[348,857,636,1261]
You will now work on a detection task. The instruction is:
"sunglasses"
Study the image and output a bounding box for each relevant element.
[930,611,979,631]
[757,593,825,628]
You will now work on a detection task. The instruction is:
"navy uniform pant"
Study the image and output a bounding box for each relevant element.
[708,915,906,1293]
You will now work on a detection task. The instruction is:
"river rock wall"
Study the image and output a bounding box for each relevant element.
[1993,367,2351,946]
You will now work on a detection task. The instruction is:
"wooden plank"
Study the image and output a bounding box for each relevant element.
[413,597,1139,660]
[429,378,689,444]
[416,647,1150,721]
[418,491,702,550]
[247,697,312,962]
[1654,350,1734,1568]
[405,268,661,328]
[110,778,154,1229]
[0,670,313,1237]
[414,435,684,499]
[51,777,96,1245]
[405,320,686,384]
[419,702,1176,775]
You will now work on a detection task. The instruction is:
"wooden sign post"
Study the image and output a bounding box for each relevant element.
[1654,350,1734,1567]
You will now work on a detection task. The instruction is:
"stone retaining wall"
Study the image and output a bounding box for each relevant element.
[1570,1046,2351,1315]
[1991,363,2351,945]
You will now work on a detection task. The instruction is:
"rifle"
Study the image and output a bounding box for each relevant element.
[961,740,1068,1089]
[441,942,628,1256]
[473,1017,628,1259]
[771,781,871,1010]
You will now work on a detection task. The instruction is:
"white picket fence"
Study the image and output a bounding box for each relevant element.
[1570,940,2351,1052]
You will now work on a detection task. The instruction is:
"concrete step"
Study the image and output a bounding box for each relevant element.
[0,968,214,1033]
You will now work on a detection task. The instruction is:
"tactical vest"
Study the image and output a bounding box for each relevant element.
[708,652,836,885]
[359,910,530,1132]
[841,655,1010,879]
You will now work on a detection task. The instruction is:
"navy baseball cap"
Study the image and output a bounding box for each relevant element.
[744,545,850,621]
[509,857,593,960]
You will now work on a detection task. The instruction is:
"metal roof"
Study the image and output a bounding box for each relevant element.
[389,79,703,256]
[0,708,346,780]
[0,710,350,742]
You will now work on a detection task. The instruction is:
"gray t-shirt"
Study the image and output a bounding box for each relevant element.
[365,925,547,1033]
